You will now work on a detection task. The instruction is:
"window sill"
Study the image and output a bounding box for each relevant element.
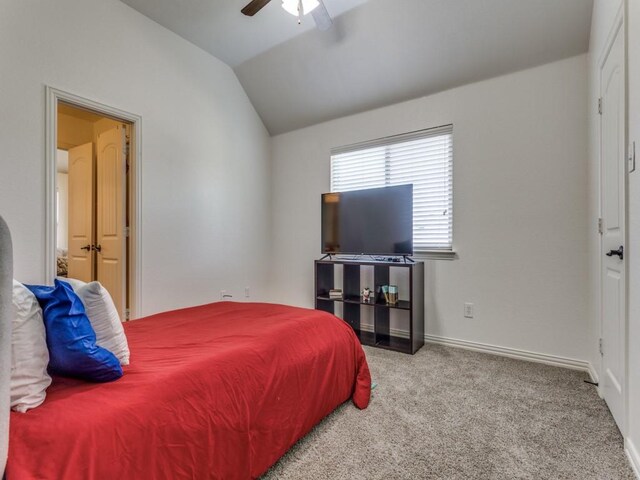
[413,250,458,260]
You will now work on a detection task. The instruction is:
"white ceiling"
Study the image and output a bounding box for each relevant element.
[120,0,593,135]
[119,0,368,67]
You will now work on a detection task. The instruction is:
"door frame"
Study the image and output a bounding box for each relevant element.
[44,86,143,319]
[597,4,627,431]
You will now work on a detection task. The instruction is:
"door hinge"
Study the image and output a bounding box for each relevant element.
[598,98,603,115]
[124,226,130,238]
[599,338,603,356]
[125,309,130,321]
[598,217,603,235]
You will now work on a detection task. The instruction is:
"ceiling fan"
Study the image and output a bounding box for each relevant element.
[241,0,333,31]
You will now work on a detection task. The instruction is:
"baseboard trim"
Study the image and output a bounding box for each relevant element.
[360,327,596,378]
[424,334,594,375]
[627,439,640,479]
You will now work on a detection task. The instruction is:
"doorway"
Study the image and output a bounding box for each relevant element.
[56,104,130,319]
[45,88,141,320]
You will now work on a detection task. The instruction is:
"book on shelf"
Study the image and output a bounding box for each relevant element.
[328,288,343,299]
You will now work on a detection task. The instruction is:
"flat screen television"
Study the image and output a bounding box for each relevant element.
[321,184,413,256]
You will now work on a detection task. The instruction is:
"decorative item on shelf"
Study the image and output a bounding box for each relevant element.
[328,288,343,299]
[388,285,398,305]
[361,287,372,303]
[380,285,390,304]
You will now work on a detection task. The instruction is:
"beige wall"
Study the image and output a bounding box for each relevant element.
[57,113,93,150]
[55,168,69,251]
[58,110,124,150]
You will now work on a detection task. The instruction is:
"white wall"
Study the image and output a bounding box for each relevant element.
[0,0,272,316]
[271,55,590,363]
[624,0,640,473]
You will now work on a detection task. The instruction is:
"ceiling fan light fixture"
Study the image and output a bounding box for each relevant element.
[282,0,319,17]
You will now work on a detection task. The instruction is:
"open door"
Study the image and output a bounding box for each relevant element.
[67,142,94,282]
[96,126,127,319]
[599,24,626,433]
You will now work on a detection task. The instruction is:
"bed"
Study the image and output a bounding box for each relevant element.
[0,216,371,479]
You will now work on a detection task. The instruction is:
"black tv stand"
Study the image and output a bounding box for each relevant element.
[314,258,424,354]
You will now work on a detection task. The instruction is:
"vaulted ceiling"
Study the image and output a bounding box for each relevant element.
[120,0,593,135]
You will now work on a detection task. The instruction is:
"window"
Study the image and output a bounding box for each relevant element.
[331,125,453,253]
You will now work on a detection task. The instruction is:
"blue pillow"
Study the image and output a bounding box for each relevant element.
[26,279,123,382]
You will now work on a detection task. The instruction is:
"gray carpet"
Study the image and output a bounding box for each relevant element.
[263,345,635,479]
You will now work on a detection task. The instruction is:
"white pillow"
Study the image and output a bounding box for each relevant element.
[57,276,87,291]
[76,282,130,365]
[11,280,52,413]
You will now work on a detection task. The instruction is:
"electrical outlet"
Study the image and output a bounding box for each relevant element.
[244,287,250,298]
[464,302,474,318]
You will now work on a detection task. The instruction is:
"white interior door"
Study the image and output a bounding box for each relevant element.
[96,126,127,319]
[600,26,626,434]
[67,142,94,282]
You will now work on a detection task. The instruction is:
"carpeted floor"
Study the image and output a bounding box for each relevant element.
[263,344,635,479]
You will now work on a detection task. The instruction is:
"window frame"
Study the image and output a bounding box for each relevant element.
[330,125,456,259]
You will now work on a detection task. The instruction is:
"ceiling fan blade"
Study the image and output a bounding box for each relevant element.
[241,0,272,16]
[311,0,333,31]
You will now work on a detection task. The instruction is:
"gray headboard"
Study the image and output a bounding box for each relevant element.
[0,216,12,474]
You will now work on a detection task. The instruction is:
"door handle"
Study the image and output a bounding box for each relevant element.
[606,245,624,260]
[92,244,102,253]
[80,244,91,251]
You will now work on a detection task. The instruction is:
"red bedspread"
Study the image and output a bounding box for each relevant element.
[7,302,371,479]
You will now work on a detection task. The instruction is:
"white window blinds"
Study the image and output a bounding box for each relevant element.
[331,125,453,252]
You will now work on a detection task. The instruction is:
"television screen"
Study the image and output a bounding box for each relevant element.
[321,184,413,256]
